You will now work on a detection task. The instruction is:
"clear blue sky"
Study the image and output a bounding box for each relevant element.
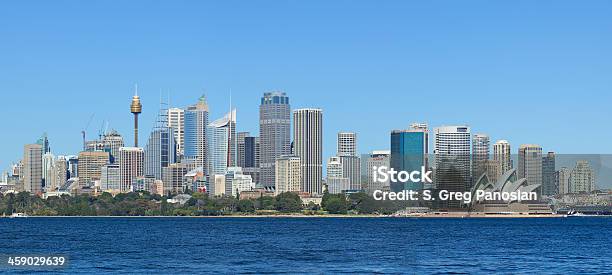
[1,1,611,171]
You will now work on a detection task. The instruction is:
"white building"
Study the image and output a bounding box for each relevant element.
[100,164,120,191]
[225,167,254,197]
[326,156,350,194]
[275,155,301,195]
[434,126,471,208]
[167,108,185,157]
[293,108,323,195]
[493,140,512,174]
[366,150,390,194]
[337,132,357,157]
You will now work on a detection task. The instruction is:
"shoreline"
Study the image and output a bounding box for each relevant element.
[2,213,583,218]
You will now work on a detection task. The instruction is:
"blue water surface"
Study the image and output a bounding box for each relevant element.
[1,217,611,274]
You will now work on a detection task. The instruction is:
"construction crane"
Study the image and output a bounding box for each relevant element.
[81,113,95,151]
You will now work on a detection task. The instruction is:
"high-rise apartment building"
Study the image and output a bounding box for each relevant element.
[259,92,291,189]
[23,144,43,194]
[493,140,512,174]
[293,108,323,195]
[274,155,301,195]
[184,96,209,174]
[119,147,144,192]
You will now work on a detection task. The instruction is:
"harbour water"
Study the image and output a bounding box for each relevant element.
[1,217,611,273]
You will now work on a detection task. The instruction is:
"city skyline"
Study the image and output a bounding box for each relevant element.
[2,1,612,170]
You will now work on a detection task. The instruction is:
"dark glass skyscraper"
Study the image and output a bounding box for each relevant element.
[390,124,429,192]
[259,92,290,190]
[542,152,556,196]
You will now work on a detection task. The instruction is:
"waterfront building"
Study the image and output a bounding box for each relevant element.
[326,156,349,194]
[493,140,512,174]
[434,126,471,209]
[293,108,323,195]
[275,155,301,195]
[225,167,255,197]
[518,144,542,196]
[259,92,291,189]
[391,123,429,192]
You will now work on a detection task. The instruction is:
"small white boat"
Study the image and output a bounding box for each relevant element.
[9,213,28,218]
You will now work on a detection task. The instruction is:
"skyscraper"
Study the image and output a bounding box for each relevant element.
[518,144,543,196]
[390,123,429,192]
[541,152,556,196]
[208,110,236,177]
[145,104,177,180]
[259,92,291,189]
[493,140,512,174]
[472,134,490,182]
[434,126,471,209]
[23,144,43,194]
[102,130,124,163]
[77,151,110,187]
[119,147,144,192]
[337,132,357,156]
[184,95,209,173]
[293,108,323,195]
[49,156,68,191]
[274,155,301,195]
[236,132,250,168]
[243,136,261,185]
[570,160,595,193]
[337,132,360,190]
[167,107,185,156]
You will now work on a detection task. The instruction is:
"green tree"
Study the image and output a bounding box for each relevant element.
[237,199,255,213]
[324,197,349,214]
[274,192,303,213]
